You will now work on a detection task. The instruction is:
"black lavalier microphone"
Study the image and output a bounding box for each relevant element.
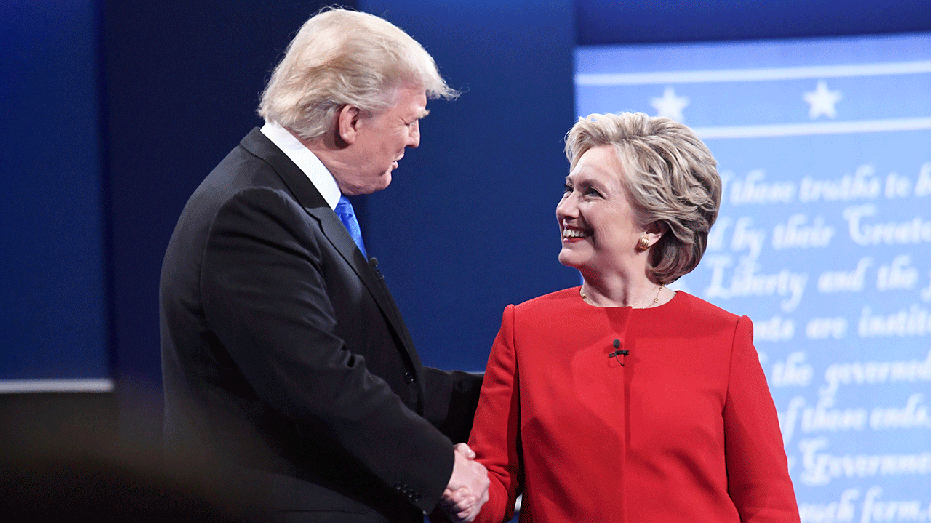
[608,339,629,365]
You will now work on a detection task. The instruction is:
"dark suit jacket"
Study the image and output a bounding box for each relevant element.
[160,128,482,522]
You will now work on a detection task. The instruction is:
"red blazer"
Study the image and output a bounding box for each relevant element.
[468,288,800,523]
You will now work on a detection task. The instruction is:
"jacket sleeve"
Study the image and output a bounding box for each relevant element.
[201,187,453,513]
[467,305,523,523]
[422,368,484,444]
[724,316,801,522]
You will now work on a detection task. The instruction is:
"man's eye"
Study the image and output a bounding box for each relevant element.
[585,188,601,197]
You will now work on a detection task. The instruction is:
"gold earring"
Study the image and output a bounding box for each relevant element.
[636,236,651,251]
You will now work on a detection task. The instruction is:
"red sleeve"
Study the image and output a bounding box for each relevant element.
[468,305,523,523]
[724,316,801,522]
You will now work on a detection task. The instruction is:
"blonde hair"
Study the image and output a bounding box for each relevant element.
[565,112,721,284]
[258,8,457,139]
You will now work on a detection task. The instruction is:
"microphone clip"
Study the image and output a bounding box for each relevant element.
[608,339,629,366]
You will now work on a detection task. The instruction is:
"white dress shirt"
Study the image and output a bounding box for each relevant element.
[260,121,341,210]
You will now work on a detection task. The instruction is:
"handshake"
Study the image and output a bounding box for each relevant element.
[437,443,491,523]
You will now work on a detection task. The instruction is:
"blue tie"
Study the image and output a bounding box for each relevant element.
[335,195,367,258]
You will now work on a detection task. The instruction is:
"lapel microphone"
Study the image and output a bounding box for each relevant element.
[369,257,385,280]
[608,339,629,366]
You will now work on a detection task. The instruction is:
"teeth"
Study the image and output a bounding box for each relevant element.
[563,228,589,239]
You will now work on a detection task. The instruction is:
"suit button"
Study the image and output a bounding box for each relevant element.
[404,371,415,384]
[410,492,421,502]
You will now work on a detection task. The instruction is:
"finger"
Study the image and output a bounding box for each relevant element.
[453,497,474,512]
[440,497,466,515]
[448,504,473,523]
[454,442,475,459]
[451,488,471,504]
[460,507,480,523]
[442,500,469,522]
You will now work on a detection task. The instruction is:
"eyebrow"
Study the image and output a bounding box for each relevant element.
[565,172,606,190]
[565,170,586,183]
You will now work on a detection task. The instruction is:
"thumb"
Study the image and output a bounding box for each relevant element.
[454,443,476,459]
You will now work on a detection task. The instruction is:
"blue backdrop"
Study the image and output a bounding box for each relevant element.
[1,0,108,389]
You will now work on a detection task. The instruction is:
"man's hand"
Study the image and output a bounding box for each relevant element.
[439,443,489,522]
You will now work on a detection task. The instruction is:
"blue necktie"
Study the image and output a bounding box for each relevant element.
[335,195,367,258]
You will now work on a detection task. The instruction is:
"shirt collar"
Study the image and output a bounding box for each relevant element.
[260,121,341,210]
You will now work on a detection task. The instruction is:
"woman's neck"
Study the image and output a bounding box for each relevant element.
[579,274,669,308]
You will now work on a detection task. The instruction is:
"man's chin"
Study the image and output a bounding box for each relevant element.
[349,173,393,195]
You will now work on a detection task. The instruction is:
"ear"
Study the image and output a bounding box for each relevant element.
[336,105,362,145]
[643,221,668,247]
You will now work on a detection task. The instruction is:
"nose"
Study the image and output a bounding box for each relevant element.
[555,191,577,222]
[407,120,420,148]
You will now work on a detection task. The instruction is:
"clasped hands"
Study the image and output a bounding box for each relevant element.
[439,443,490,522]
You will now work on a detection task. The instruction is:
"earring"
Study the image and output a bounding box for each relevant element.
[636,236,651,252]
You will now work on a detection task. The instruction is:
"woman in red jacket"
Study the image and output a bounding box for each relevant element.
[463,113,800,522]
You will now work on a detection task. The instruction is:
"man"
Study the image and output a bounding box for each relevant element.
[160,8,489,522]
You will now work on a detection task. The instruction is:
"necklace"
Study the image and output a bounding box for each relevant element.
[579,284,665,308]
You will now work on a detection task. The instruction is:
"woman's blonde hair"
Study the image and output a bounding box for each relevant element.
[565,112,721,284]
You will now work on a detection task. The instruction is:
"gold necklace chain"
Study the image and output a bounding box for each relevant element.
[579,284,664,308]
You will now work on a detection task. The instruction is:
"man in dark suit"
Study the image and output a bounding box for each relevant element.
[159,8,489,523]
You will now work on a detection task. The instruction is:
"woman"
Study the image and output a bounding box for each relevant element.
[465,113,799,522]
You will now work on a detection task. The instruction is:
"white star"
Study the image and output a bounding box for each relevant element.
[803,80,842,119]
[650,87,690,121]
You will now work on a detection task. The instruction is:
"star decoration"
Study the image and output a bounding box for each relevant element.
[803,80,842,119]
[650,87,690,121]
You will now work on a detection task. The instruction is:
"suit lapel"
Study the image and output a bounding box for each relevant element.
[239,128,424,374]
